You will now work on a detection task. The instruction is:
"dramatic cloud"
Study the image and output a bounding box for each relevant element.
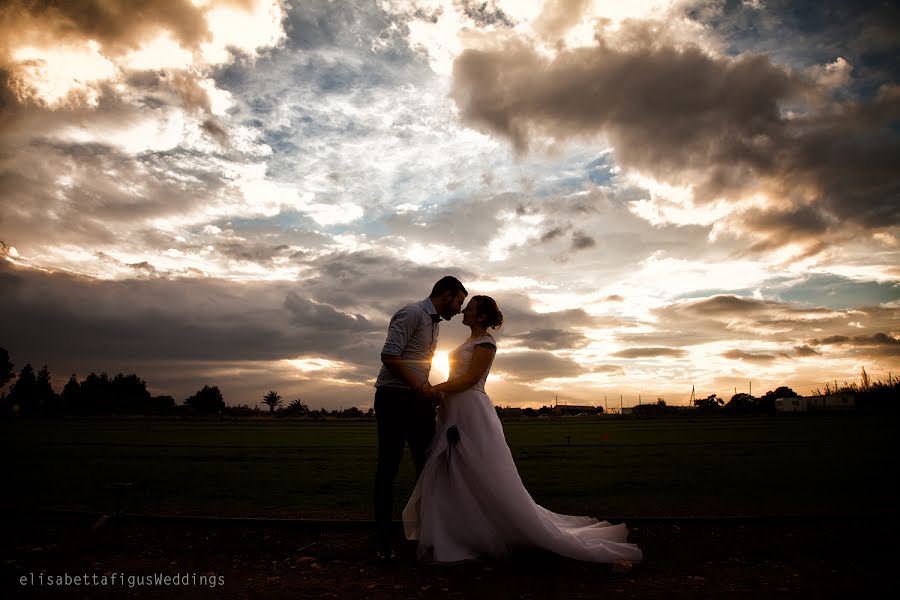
[807,332,900,357]
[450,12,900,254]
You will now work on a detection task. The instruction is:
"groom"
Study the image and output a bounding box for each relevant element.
[373,275,468,559]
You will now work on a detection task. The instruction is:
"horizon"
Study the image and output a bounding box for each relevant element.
[1,0,898,410]
[0,349,882,412]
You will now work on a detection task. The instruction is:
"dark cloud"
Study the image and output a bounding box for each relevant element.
[457,1,515,29]
[570,231,596,250]
[292,250,477,319]
[0,139,231,252]
[492,350,586,381]
[451,18,900,251]
[677,295,772,316]
[452,33,801,183]
[0,259,382,365]
[793,345,822,357]
[506,328,590,351]
[807,332,900,358]
[721,349,777,363]
[540,226,569,243]
[284,292,371,331]
[611,347,687,359]
[809,332,900,347]
[0,1,214,59]
[616,293,900,369]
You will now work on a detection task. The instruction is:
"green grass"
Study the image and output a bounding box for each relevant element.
[4,415,896,519]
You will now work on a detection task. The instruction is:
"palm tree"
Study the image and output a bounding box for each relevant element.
[262,390,282,413]
[287,398,309,413]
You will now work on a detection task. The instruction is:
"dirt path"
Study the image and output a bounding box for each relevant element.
[3,514,894,598]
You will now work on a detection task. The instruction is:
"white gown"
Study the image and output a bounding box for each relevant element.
[403,334,643,564]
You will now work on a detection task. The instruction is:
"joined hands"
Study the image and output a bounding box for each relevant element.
[419,382,445,406]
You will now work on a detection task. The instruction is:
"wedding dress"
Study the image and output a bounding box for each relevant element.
[403,334,643,564]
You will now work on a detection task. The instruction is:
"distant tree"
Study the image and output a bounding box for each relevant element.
[1,348,14,389]
[8,364,37,415]
[110,373,151,413]
[725,393,756,414]
[262,390,282,413]
[276,397,309,417]
[694,394,724,411]
[365,407,374,417]
[184,385,225,414]
[35,365,57,413]
[523,407,537,417]
[342,406,362,418]
[656,397,667,406]
[60,374,81,412]
[80,372,113,414]
[287,398,309,413]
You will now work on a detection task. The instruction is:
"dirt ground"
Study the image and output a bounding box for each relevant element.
[2,512,895,599]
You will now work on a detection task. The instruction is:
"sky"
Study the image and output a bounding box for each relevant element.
[1,0,899,410]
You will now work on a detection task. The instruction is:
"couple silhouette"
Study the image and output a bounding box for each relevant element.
[373,276,642,565]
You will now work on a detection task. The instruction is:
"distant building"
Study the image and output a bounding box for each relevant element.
[775,393,856,413]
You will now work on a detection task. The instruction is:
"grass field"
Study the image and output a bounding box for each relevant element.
[4,415,897,519]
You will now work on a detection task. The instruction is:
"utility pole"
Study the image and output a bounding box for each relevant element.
[619,394,623,414]
[749,380,752,396]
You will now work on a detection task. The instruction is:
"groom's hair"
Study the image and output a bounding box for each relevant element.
[430,276,467,298]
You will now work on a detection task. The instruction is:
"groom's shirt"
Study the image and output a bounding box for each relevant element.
[375,297,440,390]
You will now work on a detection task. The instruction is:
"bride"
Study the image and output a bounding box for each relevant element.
[403,295,642,564]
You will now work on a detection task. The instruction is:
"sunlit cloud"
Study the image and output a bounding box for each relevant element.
[121,34,196,71]
[12,41,117,107]
[201,0,287,64]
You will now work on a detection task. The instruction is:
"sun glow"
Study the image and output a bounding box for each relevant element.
[431,351,450,384]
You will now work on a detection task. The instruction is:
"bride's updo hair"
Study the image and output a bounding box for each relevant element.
[473,295,503,330]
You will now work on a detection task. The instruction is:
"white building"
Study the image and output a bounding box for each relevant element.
[775,393,856,413]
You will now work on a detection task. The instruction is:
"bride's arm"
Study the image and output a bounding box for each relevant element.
[433,344,496,395]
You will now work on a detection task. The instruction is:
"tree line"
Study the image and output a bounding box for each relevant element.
[2,347,895,418]
[0,348,267,417]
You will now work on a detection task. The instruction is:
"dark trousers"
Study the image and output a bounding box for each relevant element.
[373,386,436,546]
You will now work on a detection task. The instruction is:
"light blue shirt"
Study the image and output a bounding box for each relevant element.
[375,298,440,389]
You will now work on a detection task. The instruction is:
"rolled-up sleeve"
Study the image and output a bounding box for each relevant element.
[381,306,416,356]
